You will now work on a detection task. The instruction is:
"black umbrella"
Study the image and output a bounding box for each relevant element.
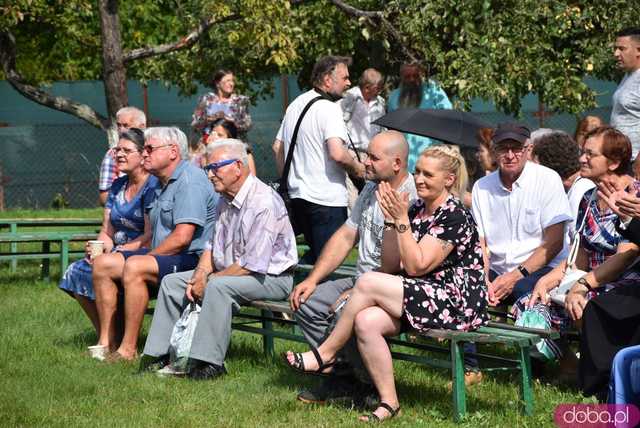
[372,108,492,148]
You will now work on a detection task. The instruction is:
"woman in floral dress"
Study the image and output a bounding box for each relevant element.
[285,145,488,422]
[191,69,252,143]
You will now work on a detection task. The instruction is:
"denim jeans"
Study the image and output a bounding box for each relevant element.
[464,265,554,370]
[291,198,347,264]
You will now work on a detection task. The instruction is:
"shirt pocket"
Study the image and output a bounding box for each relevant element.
[159,199,174,228]
[522,208,540,235]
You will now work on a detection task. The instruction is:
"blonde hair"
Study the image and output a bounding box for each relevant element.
[421,145,469,198]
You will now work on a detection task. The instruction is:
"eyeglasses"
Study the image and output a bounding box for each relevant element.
[494,144,528,157]
[113,147,139,156]
[143,143,173,154]
[203,158,238,173]
[580,149,604,160]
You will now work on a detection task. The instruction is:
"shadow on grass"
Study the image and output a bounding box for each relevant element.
[223,340,513,416]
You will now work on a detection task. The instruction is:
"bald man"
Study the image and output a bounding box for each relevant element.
[339,68,386,152]
[288,131,417,404]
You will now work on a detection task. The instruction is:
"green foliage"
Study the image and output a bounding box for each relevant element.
[2,0,640,114]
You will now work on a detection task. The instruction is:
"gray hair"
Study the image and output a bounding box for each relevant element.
[311,55,352,87]
[206,138,249,165]
[116,106,146,128]
[144,127,189,160]
[530,128,554,146]
[359,68,383,87]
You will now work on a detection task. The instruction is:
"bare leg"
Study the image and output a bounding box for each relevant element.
[74,294,100,336]
[286,272,404,370]
[355,306,401,421]
[93,252,126,350]
[115,255,158,359]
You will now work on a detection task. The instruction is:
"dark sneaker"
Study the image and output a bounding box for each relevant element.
[138,354,170,373]
[188,359,227,381]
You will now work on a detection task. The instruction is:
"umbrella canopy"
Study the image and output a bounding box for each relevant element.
[372,108,493,148]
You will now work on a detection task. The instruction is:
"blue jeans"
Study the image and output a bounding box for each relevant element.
[291,198,347,264]
[488,266,553,304]
[463,265,554,370]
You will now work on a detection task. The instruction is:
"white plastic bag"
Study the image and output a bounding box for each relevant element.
[169,302,201,371]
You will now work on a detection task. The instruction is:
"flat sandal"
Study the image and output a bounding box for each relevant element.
[359,402,400,423]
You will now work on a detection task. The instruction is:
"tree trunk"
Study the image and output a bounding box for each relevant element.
[99,0,128,146]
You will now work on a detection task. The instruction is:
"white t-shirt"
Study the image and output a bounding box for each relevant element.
[338,86,386,151]
[471,161,572,275]
[276,89,349,207]
[345,176,417,278]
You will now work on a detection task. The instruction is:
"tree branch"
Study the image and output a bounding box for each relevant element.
[0,30,109,130]
[328,0,419,63]
[123,13,240,63]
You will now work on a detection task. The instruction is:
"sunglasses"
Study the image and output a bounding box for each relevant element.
[203,158,238,173]
[143,143,173,154]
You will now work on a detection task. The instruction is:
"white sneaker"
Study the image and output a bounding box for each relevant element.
[88,345,108,361]
[156,364,187,378]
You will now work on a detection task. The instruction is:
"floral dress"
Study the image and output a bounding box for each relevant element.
[401,196,489,332]
[191,92,252,142]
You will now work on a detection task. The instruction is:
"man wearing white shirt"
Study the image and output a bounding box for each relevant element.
[338,68,386,152]
[472,123,572,305]
[272,56,365,263]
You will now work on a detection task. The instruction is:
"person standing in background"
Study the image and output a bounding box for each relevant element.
[387,62,452,172]
[191,69,252,152]
[611,28,640,156]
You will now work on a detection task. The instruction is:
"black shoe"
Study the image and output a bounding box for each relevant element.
[138,354,170,373]
[187,359,227,381]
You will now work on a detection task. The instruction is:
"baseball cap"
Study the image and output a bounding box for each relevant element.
[492,123,531,145]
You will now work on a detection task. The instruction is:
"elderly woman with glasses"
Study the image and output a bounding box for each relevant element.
[513,126,640,365]
[59,129,160,357]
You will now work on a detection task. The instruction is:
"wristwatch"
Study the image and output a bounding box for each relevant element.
[517,264,530,277]
[577,277,594,292]
[383,221,395,231]
[396,223,409,233]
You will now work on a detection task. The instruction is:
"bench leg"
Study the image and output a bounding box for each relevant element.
[41,241,50,282]
[450,340,467,421]
[262,309,275,357]
[519,345,534,415]
[10,223,17,272]
[61,239,69,277]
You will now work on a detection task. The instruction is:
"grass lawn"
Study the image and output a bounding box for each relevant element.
[0,209,591,427]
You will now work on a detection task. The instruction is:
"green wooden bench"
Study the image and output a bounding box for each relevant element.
[0,231,97,280]
[232,298,557,421]
[0,219,101,273]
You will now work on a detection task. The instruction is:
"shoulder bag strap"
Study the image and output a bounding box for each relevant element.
[345,132,362,163]
[567,190,596,268]
[280,95,325,190]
